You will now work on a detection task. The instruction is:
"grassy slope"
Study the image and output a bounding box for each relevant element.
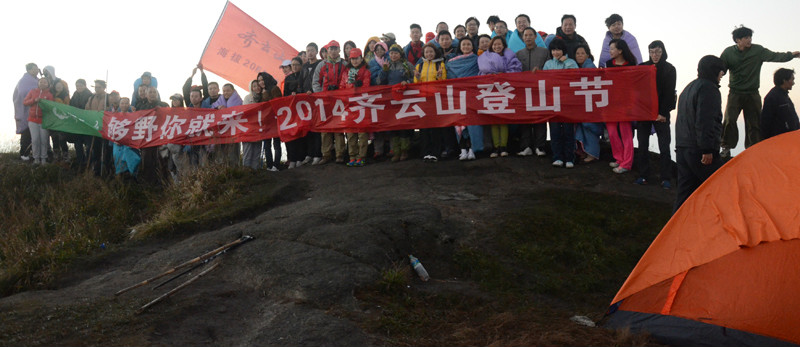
[0,154,281,296]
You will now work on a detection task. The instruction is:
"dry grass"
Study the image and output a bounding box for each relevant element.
[0,153,283,296]
[0,154,150,295]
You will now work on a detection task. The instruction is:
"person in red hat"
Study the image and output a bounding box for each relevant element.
[339,48,371,167]
[312,40,347,164]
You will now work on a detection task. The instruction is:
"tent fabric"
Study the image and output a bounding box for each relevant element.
[606,311,798,347]
[608,130,800,345]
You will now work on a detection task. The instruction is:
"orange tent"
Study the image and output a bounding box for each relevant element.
[606,131,800,347]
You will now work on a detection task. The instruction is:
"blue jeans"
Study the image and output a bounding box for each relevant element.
[549,122,575,162]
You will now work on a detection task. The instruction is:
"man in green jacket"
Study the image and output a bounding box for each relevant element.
[719,26,799,157]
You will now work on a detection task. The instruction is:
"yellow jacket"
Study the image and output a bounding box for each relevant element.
[413,59,446,83]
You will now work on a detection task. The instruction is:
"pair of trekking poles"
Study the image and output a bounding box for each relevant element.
[115,235,254,313]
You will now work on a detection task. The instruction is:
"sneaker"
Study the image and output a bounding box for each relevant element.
[535,148,546,157]
[346,159,358,167]
[423,155,432,162]
[296,160,305,168]
[490,151,499,158]
[661,180,672,190]
[459,152,468,161]
[302,156,313,165]
[517,147,533,156]
[355,159,365,167]
[552,160,564,167]
[428,155,438,163]
[399,151,408,161]
[583,156,598,163]
[565,162,574,169]
[500,151,509,157]
[288,162,297,169]
[609,161,620,168]
[720,147,731,158]
[315,158,328,165]
[268,166,280,172]
[634,177,648,185]
[311,157,322,165]
[20,155,30,161]
[467,149,476,160]
[613,167,629,174]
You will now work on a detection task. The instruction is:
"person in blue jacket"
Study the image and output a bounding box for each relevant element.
[543,38,578,168]
[573,44,605,164]
[508,14,546,52]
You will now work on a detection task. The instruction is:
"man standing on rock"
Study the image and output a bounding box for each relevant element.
[719,26,799,157]
[674,55,727,213]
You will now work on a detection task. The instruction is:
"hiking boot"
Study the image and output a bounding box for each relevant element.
[517,147,533,156]
[336,157,345,164]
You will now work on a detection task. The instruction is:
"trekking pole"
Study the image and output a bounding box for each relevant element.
[136,261,220,314]
[115,235,253,296]
[152,244,231,290]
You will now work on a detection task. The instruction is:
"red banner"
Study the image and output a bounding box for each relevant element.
[102,66,656,148]
[199,1,298,90]
[271,66,657,141]
[103,103,278,149]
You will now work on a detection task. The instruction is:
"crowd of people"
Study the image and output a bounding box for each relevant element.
[11,14,799,210]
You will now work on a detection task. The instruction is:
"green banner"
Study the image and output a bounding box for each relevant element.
[40,99,103,137]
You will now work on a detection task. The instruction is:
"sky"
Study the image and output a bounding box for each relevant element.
[3,0,799,154]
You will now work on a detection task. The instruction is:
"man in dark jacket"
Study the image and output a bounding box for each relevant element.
[674,55,726,212]
[69,79,94,168]
[635,40,677,189]
[760,68,797,140]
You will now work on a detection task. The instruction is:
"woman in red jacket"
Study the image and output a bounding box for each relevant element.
[339,48,372,167]
[23,78,54,165]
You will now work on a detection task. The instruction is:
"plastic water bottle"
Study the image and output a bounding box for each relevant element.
[408,255,430,281]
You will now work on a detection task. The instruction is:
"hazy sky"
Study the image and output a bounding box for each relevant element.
[3,0,799,152]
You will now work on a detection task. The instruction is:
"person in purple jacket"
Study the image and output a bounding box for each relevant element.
[478,36,522,157]
[599,14,643,67]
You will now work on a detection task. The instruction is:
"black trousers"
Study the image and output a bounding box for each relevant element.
[636,121,672,181]
[19,128,31,157]
[518,123,547,150]
[674,147,722,213]
[420,128,442,157]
